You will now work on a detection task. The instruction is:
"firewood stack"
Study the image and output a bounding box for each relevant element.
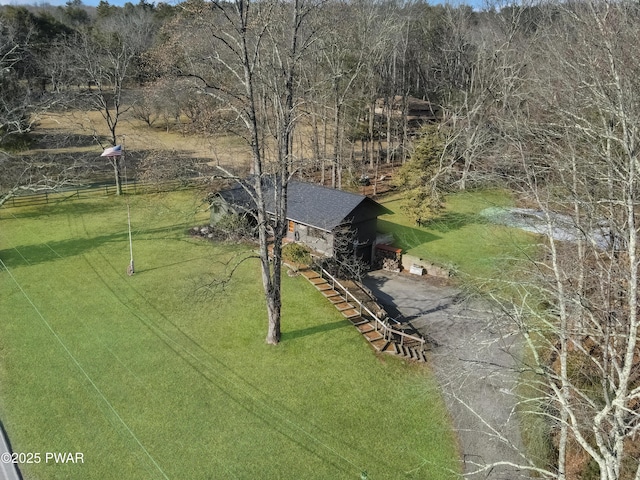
[382,256,400,272]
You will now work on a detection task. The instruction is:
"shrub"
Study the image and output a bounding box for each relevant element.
[214,213,255,240]
[282,243,312,265]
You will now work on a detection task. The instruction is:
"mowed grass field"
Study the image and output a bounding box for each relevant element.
[0,190,459,480]
[378,189,538,280]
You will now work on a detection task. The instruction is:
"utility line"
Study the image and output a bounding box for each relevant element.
[82,249,367,476]
[1,225,241,478]
[1,212,368,477]
[0,258,170,480]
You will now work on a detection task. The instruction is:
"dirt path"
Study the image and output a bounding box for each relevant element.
[363,270,530,480]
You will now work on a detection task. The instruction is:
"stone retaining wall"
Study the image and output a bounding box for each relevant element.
[401,254,451,278]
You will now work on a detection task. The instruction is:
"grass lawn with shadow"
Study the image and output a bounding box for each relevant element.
[0,190,459,480]
[379,189,538,279]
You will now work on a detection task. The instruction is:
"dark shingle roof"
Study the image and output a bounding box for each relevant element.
[218,184,254,212]
[217,180,389,231]
[284,181,386,231]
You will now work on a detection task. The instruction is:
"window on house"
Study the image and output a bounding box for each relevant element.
[308,227,326,239]
[288,221,295,232]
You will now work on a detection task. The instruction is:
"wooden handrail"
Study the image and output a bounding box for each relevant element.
[319,268,426,351]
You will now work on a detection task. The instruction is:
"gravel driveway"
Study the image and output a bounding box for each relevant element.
[363,270,530,480]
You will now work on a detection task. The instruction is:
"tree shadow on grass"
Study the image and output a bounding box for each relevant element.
[379,211,490,251]
[137,256,213,275]
[426,211,488,234]
[0,225,193,270]
[0,231,130,269]
[31,131,99,149]
[282,319,350,341]
[377,219,441,251]
[2,196,124,220]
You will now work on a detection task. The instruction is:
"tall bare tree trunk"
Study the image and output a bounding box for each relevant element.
[332,80,340,189]
[369,98,375,169]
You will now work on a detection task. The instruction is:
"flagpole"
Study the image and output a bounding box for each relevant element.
[126,202,134,275]
[123,135,135,276]
[100,141,134,276]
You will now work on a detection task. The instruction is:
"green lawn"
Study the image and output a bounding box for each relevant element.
[0,191,459,480]
[378,189,538,279]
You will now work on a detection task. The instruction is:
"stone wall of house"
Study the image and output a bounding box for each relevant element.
[401,254,451,278]
[288,223,334,256]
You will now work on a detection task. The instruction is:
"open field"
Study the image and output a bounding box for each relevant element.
[31,109,252,167]
[26,106,403,192]
[0,191,459,479]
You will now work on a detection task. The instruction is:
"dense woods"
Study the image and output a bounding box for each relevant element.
[2,0,640,478]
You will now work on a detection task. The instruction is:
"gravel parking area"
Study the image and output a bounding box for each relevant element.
[363,270,530,480]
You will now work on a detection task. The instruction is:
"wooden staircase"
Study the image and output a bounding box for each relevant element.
[300,267,428,363]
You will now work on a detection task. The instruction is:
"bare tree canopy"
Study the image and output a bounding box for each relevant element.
[152,0,319,344]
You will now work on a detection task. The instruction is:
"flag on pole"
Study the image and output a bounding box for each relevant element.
[101,145,123,157]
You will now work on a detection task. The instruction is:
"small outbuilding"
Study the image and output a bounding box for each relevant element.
[210,180,391,262]
[373,95,441,126]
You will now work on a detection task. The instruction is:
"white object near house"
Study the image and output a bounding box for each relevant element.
[409,264,424,275]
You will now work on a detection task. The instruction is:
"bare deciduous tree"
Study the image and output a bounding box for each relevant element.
[60,7,155,195]
[163,0,315,344]
[0,17,35,147]
[0,151,93,208]
[469,3,640,479]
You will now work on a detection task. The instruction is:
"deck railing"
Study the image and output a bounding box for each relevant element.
[319,267,426,352]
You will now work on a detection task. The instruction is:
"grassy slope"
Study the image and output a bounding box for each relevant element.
[0,191,458,480]
[378,189,538,279]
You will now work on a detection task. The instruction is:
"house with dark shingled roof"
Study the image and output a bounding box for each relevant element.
[210,180,391,262]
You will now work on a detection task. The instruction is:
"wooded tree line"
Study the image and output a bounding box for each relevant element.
[2,0,639,478]
[1,0,482,191]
